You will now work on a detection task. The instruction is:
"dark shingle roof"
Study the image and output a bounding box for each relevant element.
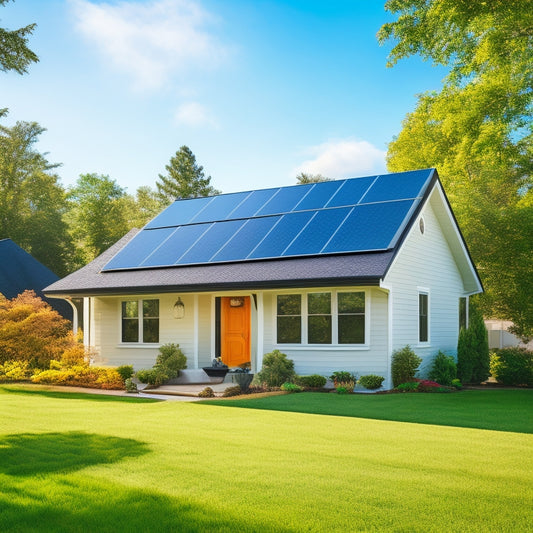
[0,239,72,319]
[44,169,441,297]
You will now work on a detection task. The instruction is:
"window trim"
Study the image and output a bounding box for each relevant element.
[418,289,430,345]
[274,289,369,348]
[120,298,160,345]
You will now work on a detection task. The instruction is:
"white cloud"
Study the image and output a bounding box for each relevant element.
[70,0,228,90]
[174,101,218,128]
[293,138,387,179]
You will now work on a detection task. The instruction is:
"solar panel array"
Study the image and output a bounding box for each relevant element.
[102,169,434,271]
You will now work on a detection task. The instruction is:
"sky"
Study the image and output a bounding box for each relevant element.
[1,0,447,195]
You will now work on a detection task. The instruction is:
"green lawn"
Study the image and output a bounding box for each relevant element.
[1,385,532,532]
[206,389,533,433]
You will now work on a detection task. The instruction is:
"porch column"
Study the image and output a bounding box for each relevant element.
[255,291,264,373]
[193,294,199,369]
[83,297,91,349]
[66,298,79,335]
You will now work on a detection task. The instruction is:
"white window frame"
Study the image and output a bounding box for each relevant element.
[274,289,370,349]
[120,298,160,345]
[417,289,430,345]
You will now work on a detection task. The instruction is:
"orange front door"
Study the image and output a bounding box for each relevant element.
[221,297,251,367]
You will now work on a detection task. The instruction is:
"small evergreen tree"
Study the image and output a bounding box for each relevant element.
[156,146,219,204]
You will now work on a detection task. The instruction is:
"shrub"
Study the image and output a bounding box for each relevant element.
[490,348,533,386]
[136,368,168,387]
[281,382,302,392]
[296,374,327,389]
[335,387,348,394]
[256,350,295,387]
[124,378,137,393]
[416,379,443,392]
[330,371,355,384]
[116,365,134,382]
[198,386,215,398]
[451,378,463,389]
[457,304,489,384]
[60,342,87,368]
[391,346,422,387]
[30,365,123,390]
[0,291,73,368]
[0,360,31,382]
[396,381,419,392]
[428,351,457,386]
[155,343,187,379]
[222,385,242,397]
[358,374,385,390]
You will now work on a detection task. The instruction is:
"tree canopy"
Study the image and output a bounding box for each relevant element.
[295,173,331,184]
[156,145,219,203]
[379,0,533,339]
[0,0,38,74]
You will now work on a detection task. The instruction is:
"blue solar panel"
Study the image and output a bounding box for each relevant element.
[293,180,344,211]
[228,188,279,219]
[176,219,245,264]
[146,196,214,229]
[248,210,315,259]
[211,216,280,262]
[362,169,432,203]
[190,191,251,223]
[140,224,211,267]
[101,169,435,271]
[104,227,176,270]
[256,184,314,216]
[323,199,416,253]
[283,207,352,256]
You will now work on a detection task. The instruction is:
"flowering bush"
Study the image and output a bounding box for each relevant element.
[31,365,124,390]
[0,360,32,381]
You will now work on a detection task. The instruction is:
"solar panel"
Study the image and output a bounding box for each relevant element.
[211,216,280,262]
[283,207,352,257]
[140,224,211,267]
[146,196,213,229]
[248,210,315,259]
[323,199,416,253]
[176,219,245,264]
[104,227,176,270]
[101,169,435,271]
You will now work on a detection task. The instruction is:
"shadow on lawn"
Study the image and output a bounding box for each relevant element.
[0,432,150,476]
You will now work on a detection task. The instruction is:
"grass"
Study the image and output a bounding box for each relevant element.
[205,389,533,433]
[1,384,532,532]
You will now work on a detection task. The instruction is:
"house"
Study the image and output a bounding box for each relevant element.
[0,238,73,321]
[44,168,482,387]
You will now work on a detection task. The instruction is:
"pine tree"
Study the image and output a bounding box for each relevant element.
[156,146,219,204]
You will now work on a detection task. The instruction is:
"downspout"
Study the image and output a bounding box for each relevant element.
[65,298,79,336]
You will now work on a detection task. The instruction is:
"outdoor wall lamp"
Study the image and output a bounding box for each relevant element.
[173,297,185,319]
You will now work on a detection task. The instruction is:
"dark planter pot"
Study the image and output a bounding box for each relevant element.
[232,373,253,390]
[202,367,229,379]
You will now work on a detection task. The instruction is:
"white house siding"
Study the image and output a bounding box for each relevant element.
[384,196,465,376]
[90,293,201,370]
[261,287,389,379]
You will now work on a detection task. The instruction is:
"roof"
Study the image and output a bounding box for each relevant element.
[0,239,72,319]
[44,168,481,297]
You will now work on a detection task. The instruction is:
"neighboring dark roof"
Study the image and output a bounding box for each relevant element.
[44,229,395,296]
[0,239,72,319]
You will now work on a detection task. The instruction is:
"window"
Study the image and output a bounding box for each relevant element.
[121,299,159,343]
[419,293,428,343]
[277,294,301,343]
[276,291,366,345]
[338,292,365,344]
[308,293,332,344]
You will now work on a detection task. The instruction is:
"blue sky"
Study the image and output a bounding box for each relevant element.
[1,0,446,195]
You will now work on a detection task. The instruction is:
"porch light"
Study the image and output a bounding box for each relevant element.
[230,297,244,308]
[173,297,185,319]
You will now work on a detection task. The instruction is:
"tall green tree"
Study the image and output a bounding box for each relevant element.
[296,173,331,184]
[156,146,219,204]
[0,115,71,275]
[379,0,533,339]
[66,174,131,265]
[0,0,38,74]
